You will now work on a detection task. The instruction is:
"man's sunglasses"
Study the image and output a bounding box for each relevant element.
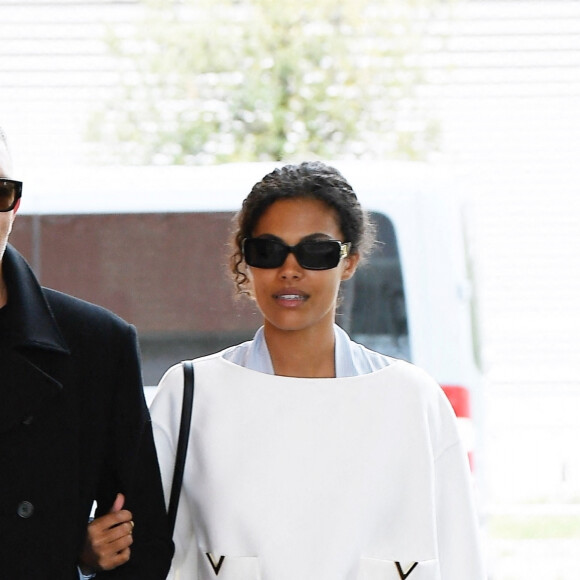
[243,237,351,270]
[0,178,22,212]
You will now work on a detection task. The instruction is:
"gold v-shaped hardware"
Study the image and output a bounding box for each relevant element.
[205,553,226,575]
[395,561,419,579]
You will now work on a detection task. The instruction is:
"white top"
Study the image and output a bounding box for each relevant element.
[151,327,485,580]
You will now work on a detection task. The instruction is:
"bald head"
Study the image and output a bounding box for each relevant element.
[0,127,13,177]
[0,126,17,288]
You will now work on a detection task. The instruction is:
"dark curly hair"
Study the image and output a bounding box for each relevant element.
[230,161,375,295]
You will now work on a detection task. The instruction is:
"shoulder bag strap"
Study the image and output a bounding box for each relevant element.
[167,360,195,536]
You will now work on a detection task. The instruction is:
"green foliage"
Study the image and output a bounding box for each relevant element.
[88,0,444,165]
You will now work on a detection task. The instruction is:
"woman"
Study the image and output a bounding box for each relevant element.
[151,161,485,580]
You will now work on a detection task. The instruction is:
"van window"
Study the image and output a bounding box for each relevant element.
[339,211,410,361]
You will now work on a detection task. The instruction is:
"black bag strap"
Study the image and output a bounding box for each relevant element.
[167,360,195,536]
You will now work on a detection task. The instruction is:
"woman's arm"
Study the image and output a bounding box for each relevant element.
[434,440,486,579]
[150,363,197,577]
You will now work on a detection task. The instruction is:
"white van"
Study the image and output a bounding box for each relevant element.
[18,160,481,464]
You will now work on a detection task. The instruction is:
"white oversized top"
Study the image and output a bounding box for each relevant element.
[151,326,485,580]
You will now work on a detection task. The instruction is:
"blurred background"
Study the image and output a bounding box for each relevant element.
[1,1,579,577]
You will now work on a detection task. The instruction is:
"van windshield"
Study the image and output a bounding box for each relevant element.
[339,211,410,361]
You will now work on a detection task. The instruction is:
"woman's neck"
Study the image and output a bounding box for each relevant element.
[264,323,336,378]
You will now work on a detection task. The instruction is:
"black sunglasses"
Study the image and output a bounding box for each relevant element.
[0,178,22,212]
[243,237,351,270]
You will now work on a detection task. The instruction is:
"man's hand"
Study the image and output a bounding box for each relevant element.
[79,493,134,574]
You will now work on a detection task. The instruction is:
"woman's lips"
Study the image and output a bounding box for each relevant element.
[274,290,308,306]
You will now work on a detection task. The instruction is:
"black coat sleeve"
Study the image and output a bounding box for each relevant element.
[93,324,174,579]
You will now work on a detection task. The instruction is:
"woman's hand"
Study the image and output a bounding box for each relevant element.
[79,493,134,574]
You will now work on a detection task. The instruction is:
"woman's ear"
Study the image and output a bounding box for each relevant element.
[340,252,360,281]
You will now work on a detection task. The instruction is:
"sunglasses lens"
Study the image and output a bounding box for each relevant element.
[244,238,343,270]
[0,180,20,212]
[295,241,341,270]
[243,238,287,268]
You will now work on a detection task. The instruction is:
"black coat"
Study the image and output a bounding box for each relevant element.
[0,245,173,579]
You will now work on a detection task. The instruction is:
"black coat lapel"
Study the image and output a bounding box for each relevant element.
[2,244,69,354]
[1,245,70,433]
[0,350,63,433]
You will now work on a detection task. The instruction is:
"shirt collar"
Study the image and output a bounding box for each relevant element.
[243,324,359,378]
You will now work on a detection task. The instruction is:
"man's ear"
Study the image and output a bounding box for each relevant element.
[12,199,20,214]
[341,252,360,281]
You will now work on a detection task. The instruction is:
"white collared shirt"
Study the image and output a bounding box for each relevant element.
[222,324,392,377]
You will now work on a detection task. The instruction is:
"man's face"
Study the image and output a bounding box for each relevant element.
[0,143,17,262]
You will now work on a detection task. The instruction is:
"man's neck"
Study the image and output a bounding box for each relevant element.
[0,273,7,308]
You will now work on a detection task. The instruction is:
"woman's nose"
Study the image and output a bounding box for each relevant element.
[279,251,303,278]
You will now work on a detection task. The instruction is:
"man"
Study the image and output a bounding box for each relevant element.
[0,127,173,578]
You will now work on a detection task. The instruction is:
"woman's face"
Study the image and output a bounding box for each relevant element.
[247,197,359,336]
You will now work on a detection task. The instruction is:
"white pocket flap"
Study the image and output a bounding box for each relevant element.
[358,557,440,580]
[198,550,260,580]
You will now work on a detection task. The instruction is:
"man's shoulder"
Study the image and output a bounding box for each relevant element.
[42,287,133,334]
